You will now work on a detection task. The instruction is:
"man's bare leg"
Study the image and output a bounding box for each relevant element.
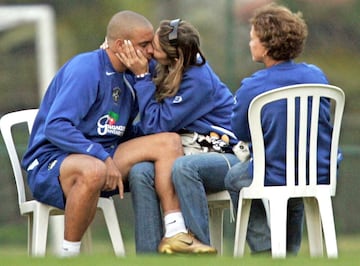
[59,154,111,256]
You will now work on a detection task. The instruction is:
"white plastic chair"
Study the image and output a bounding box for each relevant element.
[0,109,125,257]
[207,190,231,255]
[233,84,345,258]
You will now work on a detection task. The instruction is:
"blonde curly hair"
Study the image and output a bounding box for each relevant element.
[250,3,308,60]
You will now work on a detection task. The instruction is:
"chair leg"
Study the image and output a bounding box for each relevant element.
[81,226,93,254]
[234,198,251,257]
[49,215,64,256]
[97,198,125,257]
[209,207,224,255]
[261,199,270,226]
[31,205,51,256]
[26,214,34,256]
[269,198,287,258]
[317,196,338,258]
[304,197,323,257]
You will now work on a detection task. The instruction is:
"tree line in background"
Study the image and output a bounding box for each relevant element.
[1,0,359,112]
[0,0,359,233]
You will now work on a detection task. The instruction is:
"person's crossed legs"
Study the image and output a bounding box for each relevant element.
[58,132,183,256]
[115,133,217,254]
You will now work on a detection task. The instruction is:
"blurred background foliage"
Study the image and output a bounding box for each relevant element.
[0,0,359,253]
[1,0,359,111]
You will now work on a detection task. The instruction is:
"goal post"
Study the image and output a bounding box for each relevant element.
[0,5,62,255]
[0,5,57,99]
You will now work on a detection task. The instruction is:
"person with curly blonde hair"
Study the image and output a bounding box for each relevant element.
[225,3,338,255]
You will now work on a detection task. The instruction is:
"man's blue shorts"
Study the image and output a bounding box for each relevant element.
[26,151,119,210]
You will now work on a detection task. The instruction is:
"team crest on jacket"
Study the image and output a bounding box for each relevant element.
[97,112,125,136]
[112,87,121,102]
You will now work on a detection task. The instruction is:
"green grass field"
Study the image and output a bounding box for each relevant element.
[0,234,359,266]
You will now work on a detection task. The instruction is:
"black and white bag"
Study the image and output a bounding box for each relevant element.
[232,141,251,162]
[180,132,232,155]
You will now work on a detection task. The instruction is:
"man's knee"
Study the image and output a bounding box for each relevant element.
[129,162,155,188]
[172,156,194,185]
[128,162,159,211]
[80,160,107,190]
[174,153,198,169]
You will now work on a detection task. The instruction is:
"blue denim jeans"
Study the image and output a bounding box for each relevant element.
[128,152,239,253]
[172,153,239,245]
[128,162,163,253]
[225,161,304,254]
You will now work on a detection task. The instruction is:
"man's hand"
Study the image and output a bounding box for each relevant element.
[104,157,125,199]
[116,40,149,75]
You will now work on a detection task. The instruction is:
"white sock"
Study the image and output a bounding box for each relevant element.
[60,239,81,257]
[164,212,187,238]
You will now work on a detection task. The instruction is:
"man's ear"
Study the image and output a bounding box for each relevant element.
[114,39,124,52]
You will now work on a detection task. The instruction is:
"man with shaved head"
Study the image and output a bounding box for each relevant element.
[22,10,182,257]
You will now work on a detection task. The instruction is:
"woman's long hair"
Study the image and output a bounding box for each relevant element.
[154,20,206,102]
